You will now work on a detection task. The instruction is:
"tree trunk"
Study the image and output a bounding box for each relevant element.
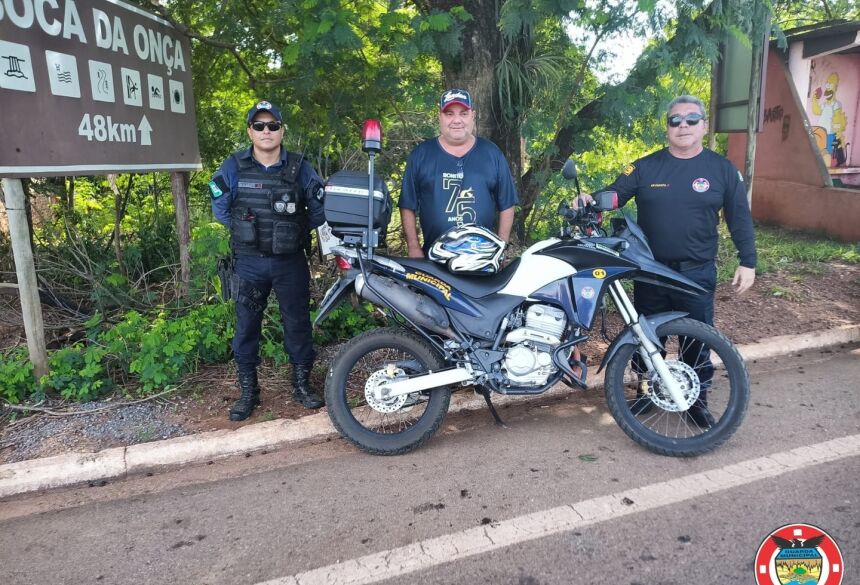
[171,171,191,298]
[107,174,125,275]
[2,178,48,379]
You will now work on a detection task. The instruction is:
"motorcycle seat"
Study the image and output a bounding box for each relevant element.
[380,256,521,299]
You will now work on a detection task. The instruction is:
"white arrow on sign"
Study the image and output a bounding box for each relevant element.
[138,115,153,146]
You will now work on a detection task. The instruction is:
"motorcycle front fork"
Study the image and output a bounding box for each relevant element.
[607,281,689,411]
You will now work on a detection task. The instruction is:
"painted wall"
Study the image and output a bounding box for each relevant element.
[728,47,860,242]
[727,47,828,187]
[807,53,859,169]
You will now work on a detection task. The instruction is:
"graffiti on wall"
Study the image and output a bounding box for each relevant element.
[764,105,784,124]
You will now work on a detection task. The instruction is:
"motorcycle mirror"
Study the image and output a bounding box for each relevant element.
[557,201,570,216]
[361,119,382,153]
[561,159,577,180]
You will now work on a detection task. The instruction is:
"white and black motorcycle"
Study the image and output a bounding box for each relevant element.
[316,128,748,457]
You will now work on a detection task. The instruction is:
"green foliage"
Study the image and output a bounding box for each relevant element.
[41,345,111,401]
[0,303,235,403]
[312,301,380,346]
[0,348,35,404]
[98,303,235,396]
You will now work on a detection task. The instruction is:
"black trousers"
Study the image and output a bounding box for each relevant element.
[232,253,315,373]
[632,261,716,389]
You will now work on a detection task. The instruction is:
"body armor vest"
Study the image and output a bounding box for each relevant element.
[229,149,308,256]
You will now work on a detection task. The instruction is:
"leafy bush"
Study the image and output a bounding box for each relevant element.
[312,301,380,346]
[0,348,35,404]
[0,296,382,404]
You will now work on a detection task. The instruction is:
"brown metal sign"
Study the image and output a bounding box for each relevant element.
[0,0,201,177]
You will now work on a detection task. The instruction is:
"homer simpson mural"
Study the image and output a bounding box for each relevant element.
[811,72,848,166]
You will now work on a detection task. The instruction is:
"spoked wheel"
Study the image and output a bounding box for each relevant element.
[604,318,749,457]
[325,327,451,455]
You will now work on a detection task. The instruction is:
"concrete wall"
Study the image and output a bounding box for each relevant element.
[728,47,860,242]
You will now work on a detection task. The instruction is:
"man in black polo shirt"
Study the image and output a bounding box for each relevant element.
[588,94,757,428]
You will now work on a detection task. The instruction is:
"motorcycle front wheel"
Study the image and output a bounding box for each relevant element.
[325,327,451,455]
[604,317,749,457]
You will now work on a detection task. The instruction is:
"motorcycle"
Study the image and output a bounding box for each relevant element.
[315,129,749,457]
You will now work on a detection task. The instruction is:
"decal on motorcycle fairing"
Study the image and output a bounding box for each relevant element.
[593,243,620,256]
[406,271,452,301]
[592,268,607,279]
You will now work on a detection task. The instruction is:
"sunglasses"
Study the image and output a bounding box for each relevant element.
[250,121,283,132]
[667,113,705,127]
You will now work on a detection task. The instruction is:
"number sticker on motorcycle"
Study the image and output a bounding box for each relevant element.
[592,269,607,279]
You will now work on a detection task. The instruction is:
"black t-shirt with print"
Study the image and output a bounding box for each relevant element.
[608,148,757,268]
[399,137,519,252]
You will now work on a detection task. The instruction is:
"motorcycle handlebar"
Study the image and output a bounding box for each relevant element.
[557,190,618,223]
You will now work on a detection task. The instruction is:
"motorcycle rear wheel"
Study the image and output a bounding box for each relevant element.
[604,317,749,457]
[325,327,451,455]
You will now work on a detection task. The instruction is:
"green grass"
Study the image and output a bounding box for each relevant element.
[716,224,859,283]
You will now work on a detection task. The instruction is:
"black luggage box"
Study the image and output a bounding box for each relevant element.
[324,171,392,235]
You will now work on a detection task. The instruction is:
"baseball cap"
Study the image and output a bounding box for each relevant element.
[246,100,283,124]
[440,89,472,111]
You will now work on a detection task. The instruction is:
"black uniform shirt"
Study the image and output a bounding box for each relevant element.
[609,148,757,268]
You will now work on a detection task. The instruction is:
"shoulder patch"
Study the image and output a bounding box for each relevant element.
[209,175,229,198]
[623,164,635,176]
[208,181,223,198]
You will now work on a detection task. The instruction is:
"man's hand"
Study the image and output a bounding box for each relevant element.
[575,193,594,208]
[407,245,424,259]
[732,265,756,294]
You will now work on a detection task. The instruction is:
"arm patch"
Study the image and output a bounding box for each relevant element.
[622,164,635,176]
[209,176,229,198]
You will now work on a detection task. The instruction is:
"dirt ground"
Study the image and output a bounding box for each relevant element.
[1,262,858,464]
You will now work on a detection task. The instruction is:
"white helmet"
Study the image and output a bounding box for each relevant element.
[428,224,506,275]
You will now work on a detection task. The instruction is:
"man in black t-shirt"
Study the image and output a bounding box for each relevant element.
[582,95,757,428]
[399,89,519,256]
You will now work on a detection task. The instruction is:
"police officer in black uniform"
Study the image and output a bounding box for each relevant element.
[210,100,326,421]
[581,95,757,428]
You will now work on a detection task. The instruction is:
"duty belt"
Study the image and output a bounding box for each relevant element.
[663,259,713,272]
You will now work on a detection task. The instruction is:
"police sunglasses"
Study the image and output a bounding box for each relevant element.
[249,121,283,132]
[667,113,705,127]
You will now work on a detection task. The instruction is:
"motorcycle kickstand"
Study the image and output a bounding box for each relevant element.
[478,387,507,428]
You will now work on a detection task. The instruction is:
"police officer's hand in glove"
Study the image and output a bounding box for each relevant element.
[732,265,756,294]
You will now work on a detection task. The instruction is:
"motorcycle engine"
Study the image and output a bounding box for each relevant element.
[501,304,567,386]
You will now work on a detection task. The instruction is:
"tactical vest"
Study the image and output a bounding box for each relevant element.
[229,150,309,256]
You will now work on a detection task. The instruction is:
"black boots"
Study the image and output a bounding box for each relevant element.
[229,365,323,419]
[229,370,260,421]
[686,393,716,428]
[292,364,324,409]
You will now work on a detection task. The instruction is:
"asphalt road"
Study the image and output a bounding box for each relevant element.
[1,345,857,585]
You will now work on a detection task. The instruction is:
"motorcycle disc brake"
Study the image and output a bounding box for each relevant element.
[364,367,409,413]
[647,360,700,412]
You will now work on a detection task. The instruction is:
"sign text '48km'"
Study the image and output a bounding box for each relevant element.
[77,113,153,146]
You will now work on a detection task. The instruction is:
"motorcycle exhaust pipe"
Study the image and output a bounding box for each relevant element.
[356,273,453,336]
